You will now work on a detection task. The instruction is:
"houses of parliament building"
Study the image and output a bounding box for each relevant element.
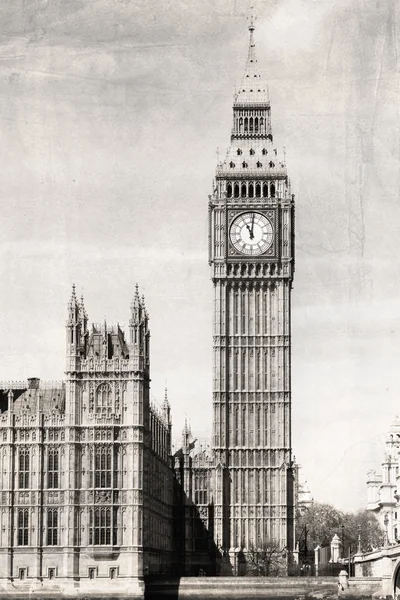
[0,19,295,597]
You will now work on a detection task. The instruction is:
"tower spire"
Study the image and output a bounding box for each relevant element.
[247,6,256,62]
[235,13,268,106]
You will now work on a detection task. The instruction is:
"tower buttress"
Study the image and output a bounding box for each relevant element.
[128,285,150,429]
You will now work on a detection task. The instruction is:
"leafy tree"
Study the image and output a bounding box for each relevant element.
[297,502,344,552]
[296,502,384,555]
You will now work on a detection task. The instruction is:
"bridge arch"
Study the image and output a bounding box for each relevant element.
[392,557,400,598]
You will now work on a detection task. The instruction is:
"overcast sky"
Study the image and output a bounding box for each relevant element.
[0,0,399,511]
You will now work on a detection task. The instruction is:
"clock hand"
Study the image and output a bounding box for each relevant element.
[250,213,255,239]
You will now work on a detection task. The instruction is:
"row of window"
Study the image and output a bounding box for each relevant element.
[229,161,276,169]
[17,507,117,547]
[226,181,276,199]
[234,117,272,135]
[18,446,116,490]
[18,508,58,546]
[236,148,275,156]
[17,567,118,581]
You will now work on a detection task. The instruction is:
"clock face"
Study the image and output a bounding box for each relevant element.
[230,212,274,256]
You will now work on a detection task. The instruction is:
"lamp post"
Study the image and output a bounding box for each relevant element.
[384,512,389,547]
[341,524,345,559]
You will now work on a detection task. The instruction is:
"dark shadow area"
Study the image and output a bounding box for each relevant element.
[171,453,222,577]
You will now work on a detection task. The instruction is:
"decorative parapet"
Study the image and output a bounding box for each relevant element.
[216,166,287,179]
[0,380,64,390]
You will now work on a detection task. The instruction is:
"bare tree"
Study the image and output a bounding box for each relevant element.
[245,542,286,576]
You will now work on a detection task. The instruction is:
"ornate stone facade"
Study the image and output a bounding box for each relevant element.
[0,285,173,596]
[208,17,295,565]
[173,19,296,576]
[0,19,296,590]
[367,417,400,544]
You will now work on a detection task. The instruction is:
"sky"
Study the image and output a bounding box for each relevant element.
[0,0,399,511]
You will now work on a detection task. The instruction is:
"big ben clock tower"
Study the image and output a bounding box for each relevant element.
[209,18,295,566]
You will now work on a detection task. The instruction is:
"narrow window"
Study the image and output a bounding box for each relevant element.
[48,447,59,489]
[47,509,58,546]
[237,148,242,155]
[89,568,96,580]
[241,183,247,198]
[94,446,112,488]
[262,148,267,155]
[234,183,240,198]
[270,182,276,197]
[254,117,258,132]
[19,449,29,489]
[256,161,262,168]
[248,183,254,198]
[48,569,55,580]
[255,183,261,198]
[263,183,268,197]
[242,161,248,169]
[227,183,232,198]
[269,161,275,168]
[18,509,29,546]
[229,161,235,168]
[249,148,255,156]
[249,117,253,132]
[244,117,248,132]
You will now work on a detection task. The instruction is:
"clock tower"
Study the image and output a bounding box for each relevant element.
[209,19,295,565]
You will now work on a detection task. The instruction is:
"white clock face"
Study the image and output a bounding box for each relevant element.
[230,212,274,256]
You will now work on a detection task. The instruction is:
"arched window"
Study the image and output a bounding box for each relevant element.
[269,161,275,168]
[93,445,112,488]
[229,161,235,168]
[254,117,258,132]
[263,183,268,197]
[96,384,112,415]
[19,449,29,489]
[248,183,254,198]
[18,509,29,546]
[47,509,58,546]
[270,182,276,197]
[260,117,264,126]
[89,507,117,546]
[249,148,255,156]
[262,148,267,155]
[227,183,232,198]
[234,183,240,198]
[241,183,247,198]
[242,161,248,168]
[244,117,248,132]
[48,447,59,489]
[237,148,242,155]
[256,183,261,198]
[249,117,253,132]
[256,161,262,168]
